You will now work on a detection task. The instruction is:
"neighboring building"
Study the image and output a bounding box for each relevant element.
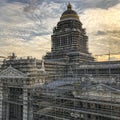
[0,3,120,120]
[0,54,45,120]
[0,53,67,120]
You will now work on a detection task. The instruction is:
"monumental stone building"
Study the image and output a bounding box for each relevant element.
[0,3,120,120]
[45,3,94,62]
[33,3,120,120]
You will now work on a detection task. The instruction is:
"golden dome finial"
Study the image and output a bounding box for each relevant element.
[67,2,72,10]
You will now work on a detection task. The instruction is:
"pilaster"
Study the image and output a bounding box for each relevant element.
[0,80,3,120]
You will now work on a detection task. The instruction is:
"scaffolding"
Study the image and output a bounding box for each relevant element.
[31,62,120,120]
[30,6,120,119]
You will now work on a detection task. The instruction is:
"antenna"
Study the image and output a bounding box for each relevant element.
[108,50,110,61]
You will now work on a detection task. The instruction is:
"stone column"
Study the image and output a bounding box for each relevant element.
[28,105,33,120]
[0,79,3,120]
[5,103,9,120]
[23,80,28,120]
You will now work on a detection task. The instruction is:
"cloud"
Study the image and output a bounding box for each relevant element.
[0,2,48,57]
[55,0,120,10]
[95,31,107,36]
[0,0,120,61]
[80,3,120,57]
[0,1,58,58]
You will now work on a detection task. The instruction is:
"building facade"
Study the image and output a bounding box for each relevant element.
[0,54,44,120]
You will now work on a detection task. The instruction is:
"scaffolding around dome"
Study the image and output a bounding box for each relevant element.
[45,3,94,63]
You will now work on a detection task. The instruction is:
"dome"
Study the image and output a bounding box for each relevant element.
[60,3,79,21]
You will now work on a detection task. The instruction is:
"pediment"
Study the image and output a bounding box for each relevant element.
[81,84,120,97]
[86,84,119,92]
[0,66,27,78]
[74,84,120,102]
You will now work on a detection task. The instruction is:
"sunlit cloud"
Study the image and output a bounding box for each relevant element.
[0,0,120,61]
[80,3,120,60]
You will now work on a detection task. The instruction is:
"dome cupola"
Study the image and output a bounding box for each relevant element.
[60,3,79,21]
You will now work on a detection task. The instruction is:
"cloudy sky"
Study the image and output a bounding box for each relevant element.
[0,0,120,61]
